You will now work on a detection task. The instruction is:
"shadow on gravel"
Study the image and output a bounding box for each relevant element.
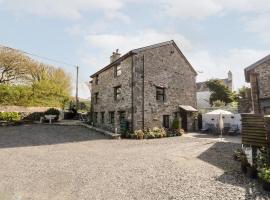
[198,142,270,199]
[0,124,108,149]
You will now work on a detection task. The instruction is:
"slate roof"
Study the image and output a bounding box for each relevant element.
[245,54,270,82]
[90,40,197,78]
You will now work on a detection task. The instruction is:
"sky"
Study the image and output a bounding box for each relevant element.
[0,0,269,99]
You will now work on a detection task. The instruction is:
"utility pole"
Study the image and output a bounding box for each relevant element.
[76,66,79,110]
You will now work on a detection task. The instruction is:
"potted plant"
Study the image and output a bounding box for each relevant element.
[259,167,270,191]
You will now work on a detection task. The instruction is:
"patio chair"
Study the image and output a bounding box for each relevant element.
[228,124,240,136]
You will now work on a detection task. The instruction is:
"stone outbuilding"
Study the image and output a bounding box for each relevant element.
[245,54,270,114]
[90,40,197,133]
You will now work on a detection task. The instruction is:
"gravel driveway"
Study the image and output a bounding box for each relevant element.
[0,124,269,200]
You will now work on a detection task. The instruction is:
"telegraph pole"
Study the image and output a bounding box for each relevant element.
[75,66,79,110]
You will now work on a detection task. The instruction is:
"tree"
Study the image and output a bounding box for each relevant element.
[206,79,236,106]
[0,47,31,84]
[212,100,226,108]
[238,86,251,100]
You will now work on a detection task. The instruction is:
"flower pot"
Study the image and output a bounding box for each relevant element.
[262,180,270,191]
[246,166,257,179]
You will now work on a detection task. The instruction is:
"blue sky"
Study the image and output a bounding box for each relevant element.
[0,0,269,98]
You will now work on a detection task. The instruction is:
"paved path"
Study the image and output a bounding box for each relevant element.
[0,124,268,200]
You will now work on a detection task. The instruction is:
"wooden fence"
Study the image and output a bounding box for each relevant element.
[241,114,269,147]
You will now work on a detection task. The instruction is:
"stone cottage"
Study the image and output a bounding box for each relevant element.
[196,71,233,109]
[90,40,197,133]
[245,54,270,114]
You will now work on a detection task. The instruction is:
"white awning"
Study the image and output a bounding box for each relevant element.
[179,105,198,112]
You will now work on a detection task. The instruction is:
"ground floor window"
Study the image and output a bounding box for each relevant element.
[109,111,115,124]
[118,111,126,123]
[101,112,105,124]
[163,115,170,128]
[264,106,270,115]
[93,112,98,123]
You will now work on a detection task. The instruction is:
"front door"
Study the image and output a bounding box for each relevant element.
[180,109,187,131]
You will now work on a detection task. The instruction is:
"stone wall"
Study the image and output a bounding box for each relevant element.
[250,60,270,114]
[91,42,197,132]
[132,43,197,131]
[91,57,133,132]
[0,106,59,121]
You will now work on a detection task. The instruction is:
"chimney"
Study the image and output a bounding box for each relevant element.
[110,49,121,63]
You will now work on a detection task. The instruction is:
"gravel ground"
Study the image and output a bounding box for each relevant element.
[0,124,269,200]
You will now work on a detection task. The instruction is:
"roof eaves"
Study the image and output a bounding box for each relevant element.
[244,54,270,82]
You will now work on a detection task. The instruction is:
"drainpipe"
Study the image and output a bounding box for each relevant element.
[255,74,261,114]
[142,55,145,130]
[131,55,134,132]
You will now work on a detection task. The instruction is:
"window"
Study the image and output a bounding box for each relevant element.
[119,111,125,123]
[94,92,99,104]
[95,75,99,85]
[114,86,121,101]
[109,112,115,124]
[114,64,122,77]
[93,112,98,123]
[156,87,165,101]
[101,112,105,124]
[163,115,170,128]
[264,107,270,115]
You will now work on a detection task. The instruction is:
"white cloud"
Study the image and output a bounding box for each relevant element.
[0,0,124,20]
[85,29,193,55]
[161,0,270,20]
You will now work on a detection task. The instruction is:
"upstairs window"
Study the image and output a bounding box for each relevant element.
[114,64,122,77]
[156,86,165,101]
[109,111,115,124]
[94,92,99,104]
[95,75,99,85]
[114,86,121,101]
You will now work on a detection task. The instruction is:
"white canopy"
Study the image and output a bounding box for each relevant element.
[206,109,233,115]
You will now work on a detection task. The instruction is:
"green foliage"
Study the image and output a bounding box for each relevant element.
[238,86,251,99]
[172,118,180,129]
[259,167,270,183]
[0,112,20,121]
[44,108,60,116]
[0,47,72,108]
[206,79,236,106]
[212,100,226,108]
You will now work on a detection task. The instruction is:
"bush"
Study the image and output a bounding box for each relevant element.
[0,112,20,121]
[44,108,60,116]
[259,167,270,183]
[172,118,180,129]
[134,130,144,139]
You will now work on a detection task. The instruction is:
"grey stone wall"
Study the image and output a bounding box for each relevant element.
[251,61,270,114]
[132,43,197,131]
[91,43,197,132]
[91,57,133,132]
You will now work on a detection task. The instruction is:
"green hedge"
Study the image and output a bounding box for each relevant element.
[0,112,21,121]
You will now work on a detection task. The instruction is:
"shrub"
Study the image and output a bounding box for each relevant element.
[172,118,180,129]
[134,130,144,139]
[44,108,60,116]
[259,167,270,183]
[0,112,20,121]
